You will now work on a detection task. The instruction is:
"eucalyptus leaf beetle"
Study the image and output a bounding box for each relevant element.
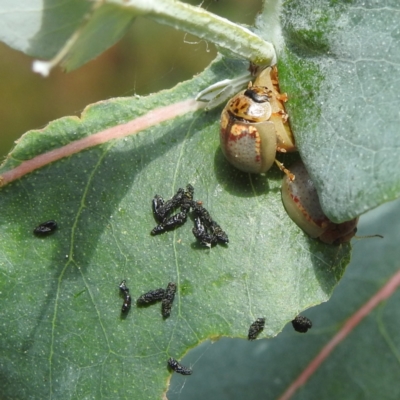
[281,161,358,245]
[220,66,296,179]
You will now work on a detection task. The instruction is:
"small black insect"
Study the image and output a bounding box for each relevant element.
[151,211,189,235]
[136,288,166,305]
[119,280,131,314]
[162,282,177,318]
[150,185,228,246]
[292,315,312,333]
[121,293,132,313]
[192,217,217,246]
[167,357,192,375]
[192,202,228,247]
[33,220,58,236]
[248,317,266,340]
[211,223,229,244]
[152,188,185,223]
[151,185,195,235]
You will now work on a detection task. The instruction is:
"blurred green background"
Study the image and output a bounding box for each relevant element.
[0,0,261,160]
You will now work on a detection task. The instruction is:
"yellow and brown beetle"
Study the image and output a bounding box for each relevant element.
[281,161,359,245]
[220,66,296,179]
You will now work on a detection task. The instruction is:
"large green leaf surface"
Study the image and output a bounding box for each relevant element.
[0,0,135,70]
[0,57,348,399]
[0,0,91,59]
[0,0,399,398]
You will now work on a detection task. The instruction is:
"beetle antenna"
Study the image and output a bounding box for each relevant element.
[355,234,384,240]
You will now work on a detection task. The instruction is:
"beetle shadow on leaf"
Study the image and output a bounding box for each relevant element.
[302,235,351,292]
[213,147,301,198]
[213,147,272,198]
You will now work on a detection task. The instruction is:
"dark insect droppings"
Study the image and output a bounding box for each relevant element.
[292,315,312,333]
[167,357,192,375]
[33,220,58,236]
[248,317,266,340]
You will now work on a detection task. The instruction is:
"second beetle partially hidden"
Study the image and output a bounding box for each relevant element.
[220,66,296,178]
[281,161,359,245]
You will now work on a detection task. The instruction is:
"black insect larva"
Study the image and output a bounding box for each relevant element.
[291,315,312,333]
[150,185,228,246]
[151,212,189,235]
[192,202,228,246]
[152,188,184,223]
[167,357,192,375]
[33,220,58,236]
[136,288,166,305]
[161,282,177,318]
[119,280,131,314]
[192,216,217,247]
[247,317,266,340]
[151,185,195,235]
[121,293,132,313]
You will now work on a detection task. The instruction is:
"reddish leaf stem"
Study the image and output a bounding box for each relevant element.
[0,98,205,187]
[278,267,400,400]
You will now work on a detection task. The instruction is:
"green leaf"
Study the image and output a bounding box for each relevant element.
[0,0,91,59]
[61,3,137,72]
[167,198,400,400]
[0,0,275,74]
[0,56,348,399]
[1,0,399,398]
[275,0,400,222]
[0,1,136,71]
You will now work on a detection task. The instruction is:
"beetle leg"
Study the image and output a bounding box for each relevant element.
[270,65,279,82]
[275,160,295,181]
[275,92,288,102]
[272,110,289,123]
[265,87,288,103]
